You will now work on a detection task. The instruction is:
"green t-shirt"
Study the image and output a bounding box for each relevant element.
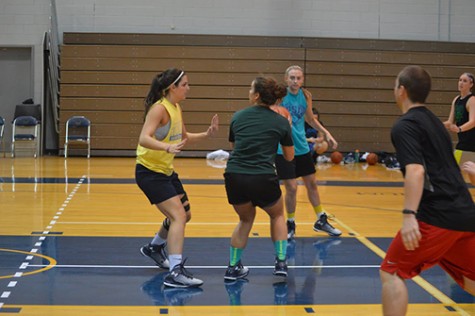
[225,105,293,174]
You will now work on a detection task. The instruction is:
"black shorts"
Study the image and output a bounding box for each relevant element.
[135,164,185,205]
[275,152,316,180]
[224,173,281,208]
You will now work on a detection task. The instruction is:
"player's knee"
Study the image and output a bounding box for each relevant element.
[162,218,170,230]
[306,179,318,190]
[181,193,191,212]
[380,269,397,283]
[380,269,407,292]
[285,184,298,195]
[463,277,475,295]
[185,211,192,222]
[171,210,187,225]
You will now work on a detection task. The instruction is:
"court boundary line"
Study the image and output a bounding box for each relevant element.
[0,176,86,312]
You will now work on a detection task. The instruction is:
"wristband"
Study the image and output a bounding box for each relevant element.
[402,209,417,215]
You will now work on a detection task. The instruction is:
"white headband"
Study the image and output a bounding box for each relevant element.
[165,71,185,91]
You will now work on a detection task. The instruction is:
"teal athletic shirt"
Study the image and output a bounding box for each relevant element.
[277,88,310,156]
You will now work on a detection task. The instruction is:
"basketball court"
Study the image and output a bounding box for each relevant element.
[0,157,473,315]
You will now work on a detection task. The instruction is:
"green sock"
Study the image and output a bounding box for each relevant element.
[229,246,243,266]
[274,240,288,261]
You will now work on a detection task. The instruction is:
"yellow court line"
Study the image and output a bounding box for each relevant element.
[331,217,472,316]
[0,248,57,279]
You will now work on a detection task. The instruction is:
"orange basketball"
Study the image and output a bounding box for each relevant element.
[330,151,343,164]
[314,140,328,154]
[270,105,292,125]
[366,152,379,165]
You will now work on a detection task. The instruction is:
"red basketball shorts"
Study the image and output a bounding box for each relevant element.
[381,221,475,289]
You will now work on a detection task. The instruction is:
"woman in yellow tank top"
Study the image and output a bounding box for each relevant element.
[135,68,218,288]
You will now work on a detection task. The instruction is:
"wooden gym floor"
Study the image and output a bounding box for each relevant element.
[0,156,474,316]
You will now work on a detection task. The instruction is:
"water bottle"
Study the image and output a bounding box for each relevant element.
[355,149,360,163]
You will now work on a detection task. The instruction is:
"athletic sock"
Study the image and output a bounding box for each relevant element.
[287,213,296,221]
[168,254,182,271]
[274,240,288,261]
[313,205,324,217]
[151,233,166,246]
[229,247,243,266]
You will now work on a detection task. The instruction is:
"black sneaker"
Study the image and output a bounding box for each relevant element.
[164,259,203,288]
[273,257,288,277]
[140,243,170,269]
[313,213,342,236]
[287,220,296,240]
[224,260,249,281]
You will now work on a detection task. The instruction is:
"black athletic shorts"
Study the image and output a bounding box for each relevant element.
[275,152,316,180]
[224,173,281,208]
[135,164,185,205]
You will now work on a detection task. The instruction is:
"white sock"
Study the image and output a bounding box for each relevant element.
[169,254,182,271]
[151,233,166,246]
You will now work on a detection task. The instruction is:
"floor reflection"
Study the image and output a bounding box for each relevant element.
[141,271,204,306]
[224,278,248,305]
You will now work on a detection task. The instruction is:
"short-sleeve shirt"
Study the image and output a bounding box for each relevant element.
[391,106,475,232]
[225,105,293,175]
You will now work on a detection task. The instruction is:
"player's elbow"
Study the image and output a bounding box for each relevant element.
[406,164,425,180]
[283,146,294,161]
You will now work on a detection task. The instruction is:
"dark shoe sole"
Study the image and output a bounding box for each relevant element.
[224,269,249,281]
[313,227,342,236]
[163,281,203,288]
[273,270,288,277]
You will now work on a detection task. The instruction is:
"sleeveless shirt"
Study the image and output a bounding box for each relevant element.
[454,93,475,151]
[136,98,183,176]
[278,89,310,155]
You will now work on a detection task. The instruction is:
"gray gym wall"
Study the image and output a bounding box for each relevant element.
[1,0,474,155]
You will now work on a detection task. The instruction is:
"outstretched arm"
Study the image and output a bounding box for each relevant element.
[183,114,219,144]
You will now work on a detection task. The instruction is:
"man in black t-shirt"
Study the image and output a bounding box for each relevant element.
[380,66,475,316]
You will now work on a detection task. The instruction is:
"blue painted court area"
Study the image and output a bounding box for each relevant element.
[0,236,472,306]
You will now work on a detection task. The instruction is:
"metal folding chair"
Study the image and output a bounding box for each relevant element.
[64,116,91,158]
[0,116,5,157]
[11,115,39,158]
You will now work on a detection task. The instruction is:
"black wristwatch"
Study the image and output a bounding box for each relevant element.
[402,209,417,215]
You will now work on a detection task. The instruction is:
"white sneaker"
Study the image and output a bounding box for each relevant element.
[164,259,203,288]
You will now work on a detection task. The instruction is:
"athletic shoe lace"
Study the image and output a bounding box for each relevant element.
[176,258,194,279]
